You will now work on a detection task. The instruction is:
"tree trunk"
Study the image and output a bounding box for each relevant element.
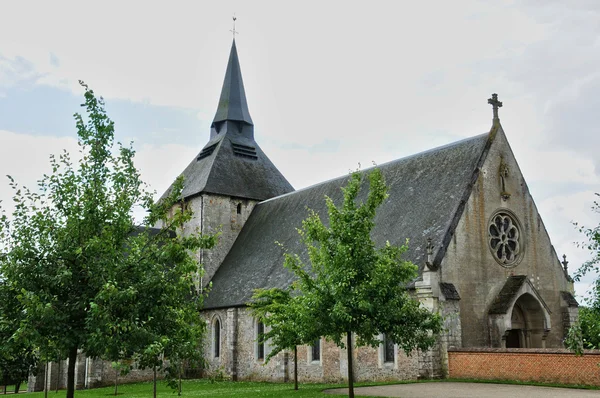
[294,346,298,391]
[44,361,48,398]
[114,366,118,396]
[3,383,6,394]
[56,360,61,393]
[66,346,78,398]
[153,366,157,398]
[14,381,20,394]
[178,362,182,396]
[347,332,354,398]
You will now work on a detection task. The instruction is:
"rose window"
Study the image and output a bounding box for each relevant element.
[488,212,521,266]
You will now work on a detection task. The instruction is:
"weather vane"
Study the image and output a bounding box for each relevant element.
[230,15,238,39]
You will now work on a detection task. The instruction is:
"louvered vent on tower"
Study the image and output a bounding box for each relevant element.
[197,143,219,161]
[231,142,258,160]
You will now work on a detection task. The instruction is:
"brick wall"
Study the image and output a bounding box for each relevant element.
[448,348,600,386]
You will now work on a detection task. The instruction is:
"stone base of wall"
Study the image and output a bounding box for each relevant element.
[28,358,164,392]
[448,348,600,386]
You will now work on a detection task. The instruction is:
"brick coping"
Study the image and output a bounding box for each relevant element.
[448,347,600,355]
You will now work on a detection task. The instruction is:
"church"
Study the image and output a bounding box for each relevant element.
[165,39,579,382]
[29,38,579,391]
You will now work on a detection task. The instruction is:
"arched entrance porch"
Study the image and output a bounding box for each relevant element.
[505,293,548,348]
[488,275,552,348]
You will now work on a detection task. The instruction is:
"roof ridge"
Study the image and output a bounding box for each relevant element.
[260,132,489,206]
[431,128,497,267]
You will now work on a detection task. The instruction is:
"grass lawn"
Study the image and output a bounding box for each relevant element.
[16,378,600,397]
[19,379,381,398]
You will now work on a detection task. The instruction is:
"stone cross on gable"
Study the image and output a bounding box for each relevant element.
[488,93,503,120]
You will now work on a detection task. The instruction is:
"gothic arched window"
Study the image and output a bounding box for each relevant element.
[213,319,221,358]
[383,334,394,363]
[256,321,265,361]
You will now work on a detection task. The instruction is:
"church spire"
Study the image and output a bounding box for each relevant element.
[211,39,254,138]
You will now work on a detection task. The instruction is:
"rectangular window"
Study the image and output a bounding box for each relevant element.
[311,339,321,362]
[383,334,395,363]
[257,321,265,361]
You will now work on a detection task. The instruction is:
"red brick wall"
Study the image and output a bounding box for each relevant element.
[448,348,600,386]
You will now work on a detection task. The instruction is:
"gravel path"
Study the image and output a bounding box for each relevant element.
[324,382,599,397]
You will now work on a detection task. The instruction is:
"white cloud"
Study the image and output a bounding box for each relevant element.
[0,130,195,221]
[134,142,198,199]
[0,130,79,215]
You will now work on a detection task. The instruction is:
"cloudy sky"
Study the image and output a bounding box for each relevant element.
[1,1,598,298]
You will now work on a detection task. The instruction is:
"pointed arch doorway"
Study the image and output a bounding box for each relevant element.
[488,276,552,348]
[505,293,548,348]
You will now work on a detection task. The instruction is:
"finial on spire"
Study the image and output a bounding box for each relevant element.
[488,93,503,121]
[230,14,238,40]
[562,254,569,273]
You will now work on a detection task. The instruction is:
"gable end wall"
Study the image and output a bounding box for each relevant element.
[440,127,574,348]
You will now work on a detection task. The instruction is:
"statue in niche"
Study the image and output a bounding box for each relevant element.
[499,157,511,201]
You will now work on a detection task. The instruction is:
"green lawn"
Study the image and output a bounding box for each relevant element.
[19,379,380,398]
[15,377,600,397]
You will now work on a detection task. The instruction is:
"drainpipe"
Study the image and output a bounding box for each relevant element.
[84,357,89,389]
[200,195,204,293]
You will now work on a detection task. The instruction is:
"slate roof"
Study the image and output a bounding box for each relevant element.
[440,282,461,300]
[212,40,253,127]
[488,275,527,314]
[161,132,294,201]
[204,132,492,309]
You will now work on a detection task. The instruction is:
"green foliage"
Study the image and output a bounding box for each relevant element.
[208,365,227,383]
[250,287,315,363]
[567,193,600,354]
[0,82,216,397]
[250,169,442,396]
[573,193,600,279]
[565,305,600,355]
[0,279,38,389]
[578,305,600,349]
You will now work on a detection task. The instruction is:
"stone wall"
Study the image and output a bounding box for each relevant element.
[28,356,161,392]
[448,348,600,386]
[180,194,258,287]
[201,307,421,383]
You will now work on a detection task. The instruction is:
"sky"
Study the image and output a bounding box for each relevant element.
[0,0,598,299]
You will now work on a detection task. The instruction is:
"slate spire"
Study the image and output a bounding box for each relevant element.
[211,40,254,138]
[160,38,294,203]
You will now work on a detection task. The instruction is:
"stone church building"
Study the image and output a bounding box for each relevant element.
[29,39,579,391]
[170,40,578,382]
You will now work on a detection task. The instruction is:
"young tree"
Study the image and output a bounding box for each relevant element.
[0,279,38,394]
[255,169,443,398]
[0,83,216,398]
[566,193,600,354]
[249,287,317,390]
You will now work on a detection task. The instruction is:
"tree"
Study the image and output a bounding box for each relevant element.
[249,287,316,390]
[0,279,38,394]
[0,82,216,398]
[252,169,443,398]
[566,193,600,354]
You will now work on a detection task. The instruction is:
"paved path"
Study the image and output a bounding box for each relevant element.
[324,382,599,397]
